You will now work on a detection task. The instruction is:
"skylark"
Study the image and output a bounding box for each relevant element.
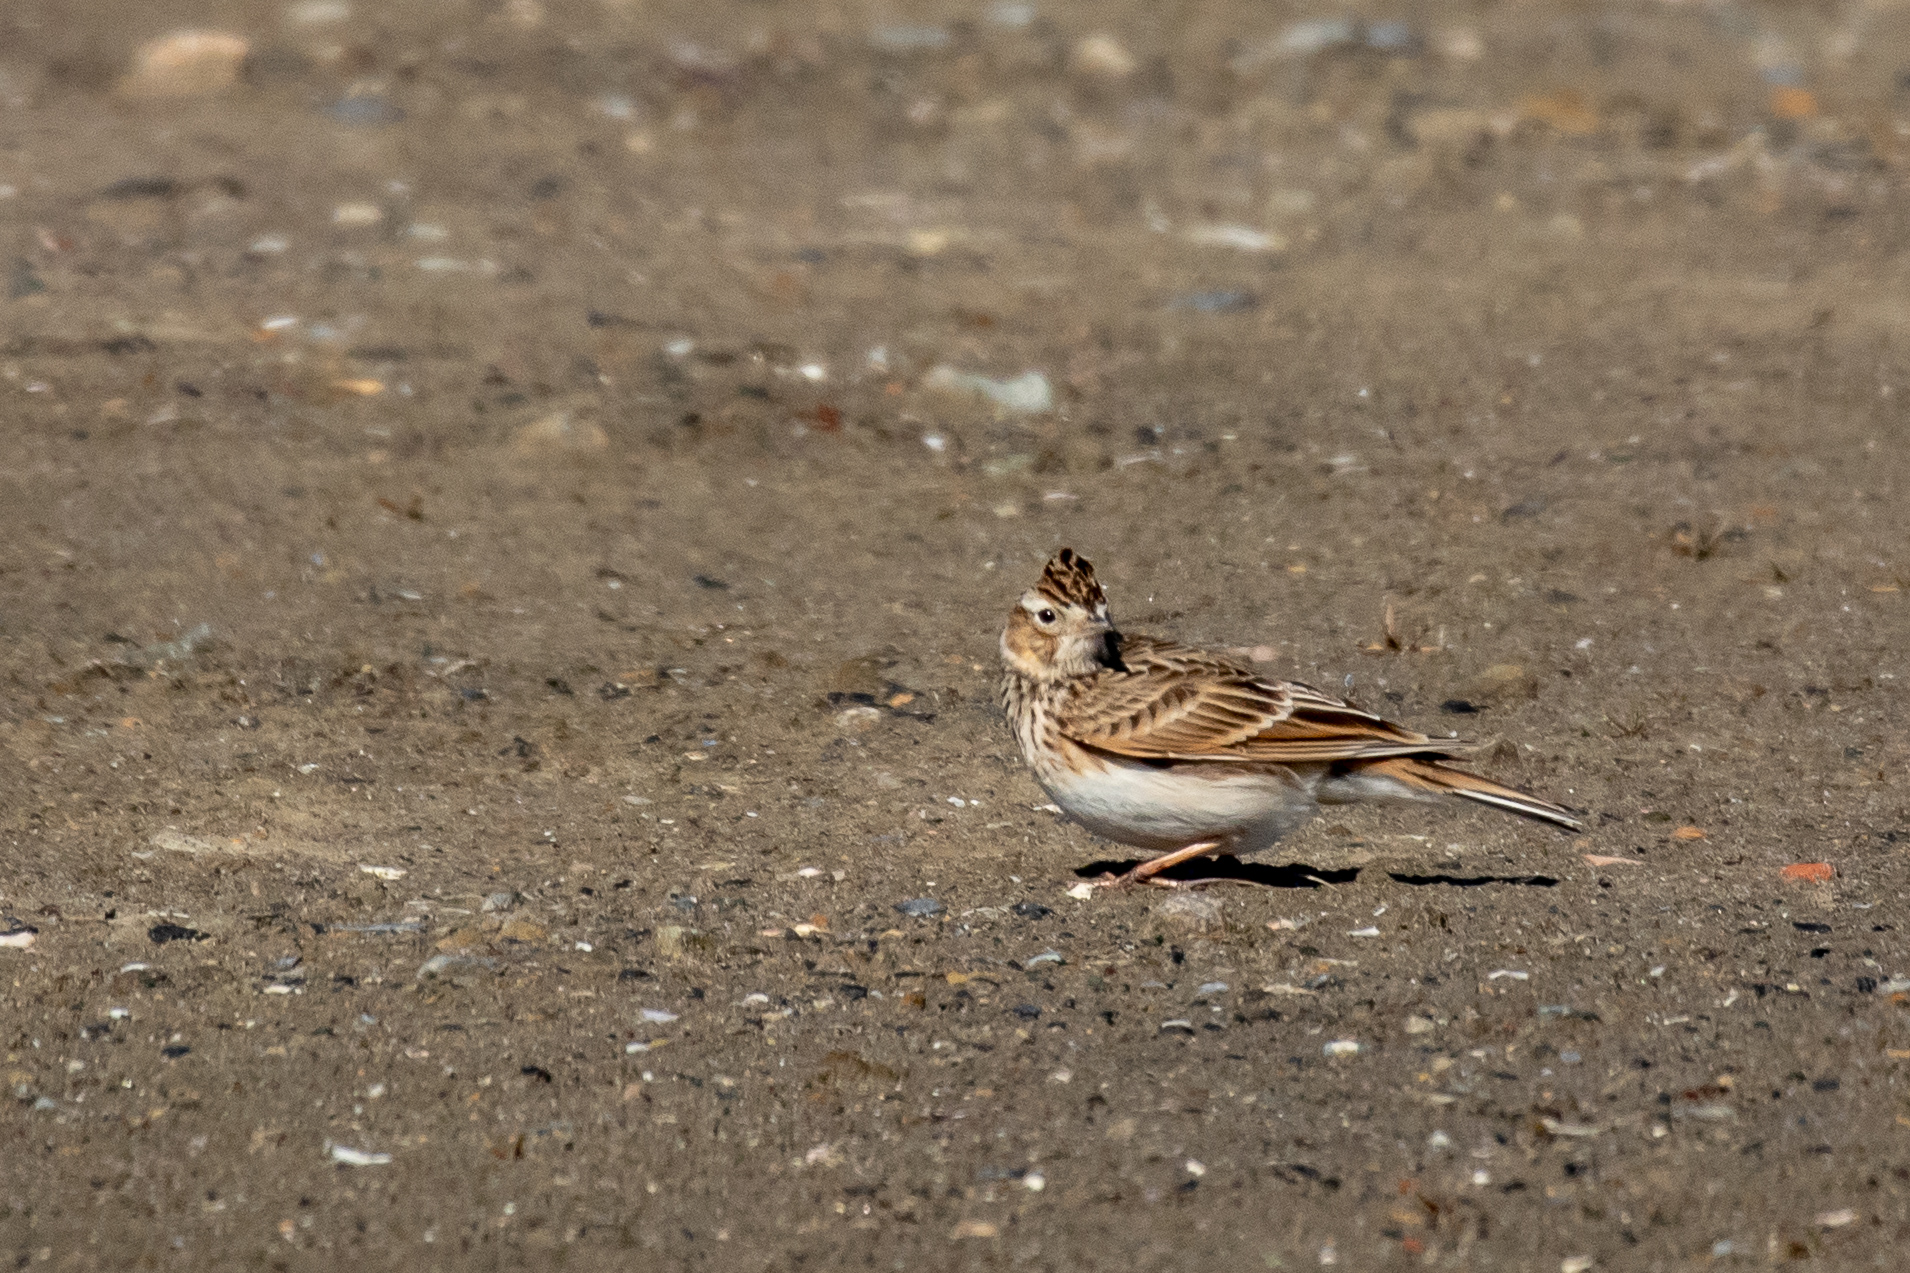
[1000,549,1581,886]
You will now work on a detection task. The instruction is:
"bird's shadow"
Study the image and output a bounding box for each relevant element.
[1387,871,1559,888]
[1075,857,1359,888]
[1074,860,1562,889]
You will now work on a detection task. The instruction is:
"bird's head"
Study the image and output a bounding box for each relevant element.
[1000,548,1124,681]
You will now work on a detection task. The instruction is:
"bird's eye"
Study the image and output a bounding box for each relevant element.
[1037,608,1057,625]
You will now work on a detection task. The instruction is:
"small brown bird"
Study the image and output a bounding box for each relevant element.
[999,549,1581,887]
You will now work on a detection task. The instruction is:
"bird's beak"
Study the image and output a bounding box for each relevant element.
[1096,628,1127,672]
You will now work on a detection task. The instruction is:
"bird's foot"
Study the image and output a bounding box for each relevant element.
[1087,842,1226,890]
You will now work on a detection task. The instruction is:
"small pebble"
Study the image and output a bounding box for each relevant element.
[414,256,493,273]
[119,31,249,98]
[1277,18,1357,56]
[288,1,351,21]
[1071,34,1136,77]
[324,96,404,126]
[1172,290,1257,313]
[923,366,1053,413]
[327,1143,391,1167]
[511,412,607,453]
[1156,892,1222,932]
[1183,224,1284,252]
[835,705,882,731]
[415,953,494,979]
[1322,1039,1360,1057]
[869,25,950,53]
[896,897,944,918]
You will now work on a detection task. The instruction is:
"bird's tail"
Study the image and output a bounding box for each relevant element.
[1356,757,1583,832]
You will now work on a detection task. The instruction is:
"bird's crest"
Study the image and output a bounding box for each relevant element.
[1037,548,1106,610]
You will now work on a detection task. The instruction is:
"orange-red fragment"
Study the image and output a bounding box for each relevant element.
[1770,87,1818,120]
[1781,862,1834,883]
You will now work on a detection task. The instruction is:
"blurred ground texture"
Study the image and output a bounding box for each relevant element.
[4,0,1910,1267]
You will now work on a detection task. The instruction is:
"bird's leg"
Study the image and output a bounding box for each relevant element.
[1094,840,1224,889]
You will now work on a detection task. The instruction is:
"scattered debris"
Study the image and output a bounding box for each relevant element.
[152,830,218,855]
[327,1143,392,1167]
[922,366,1053,413]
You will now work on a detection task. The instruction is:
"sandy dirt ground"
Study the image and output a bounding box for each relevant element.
[4,1,1910,1268]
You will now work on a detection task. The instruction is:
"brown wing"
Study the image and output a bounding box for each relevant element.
[1057,635,1456,764]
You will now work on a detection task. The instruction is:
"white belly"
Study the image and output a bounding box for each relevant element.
[1040,755,1319,854]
